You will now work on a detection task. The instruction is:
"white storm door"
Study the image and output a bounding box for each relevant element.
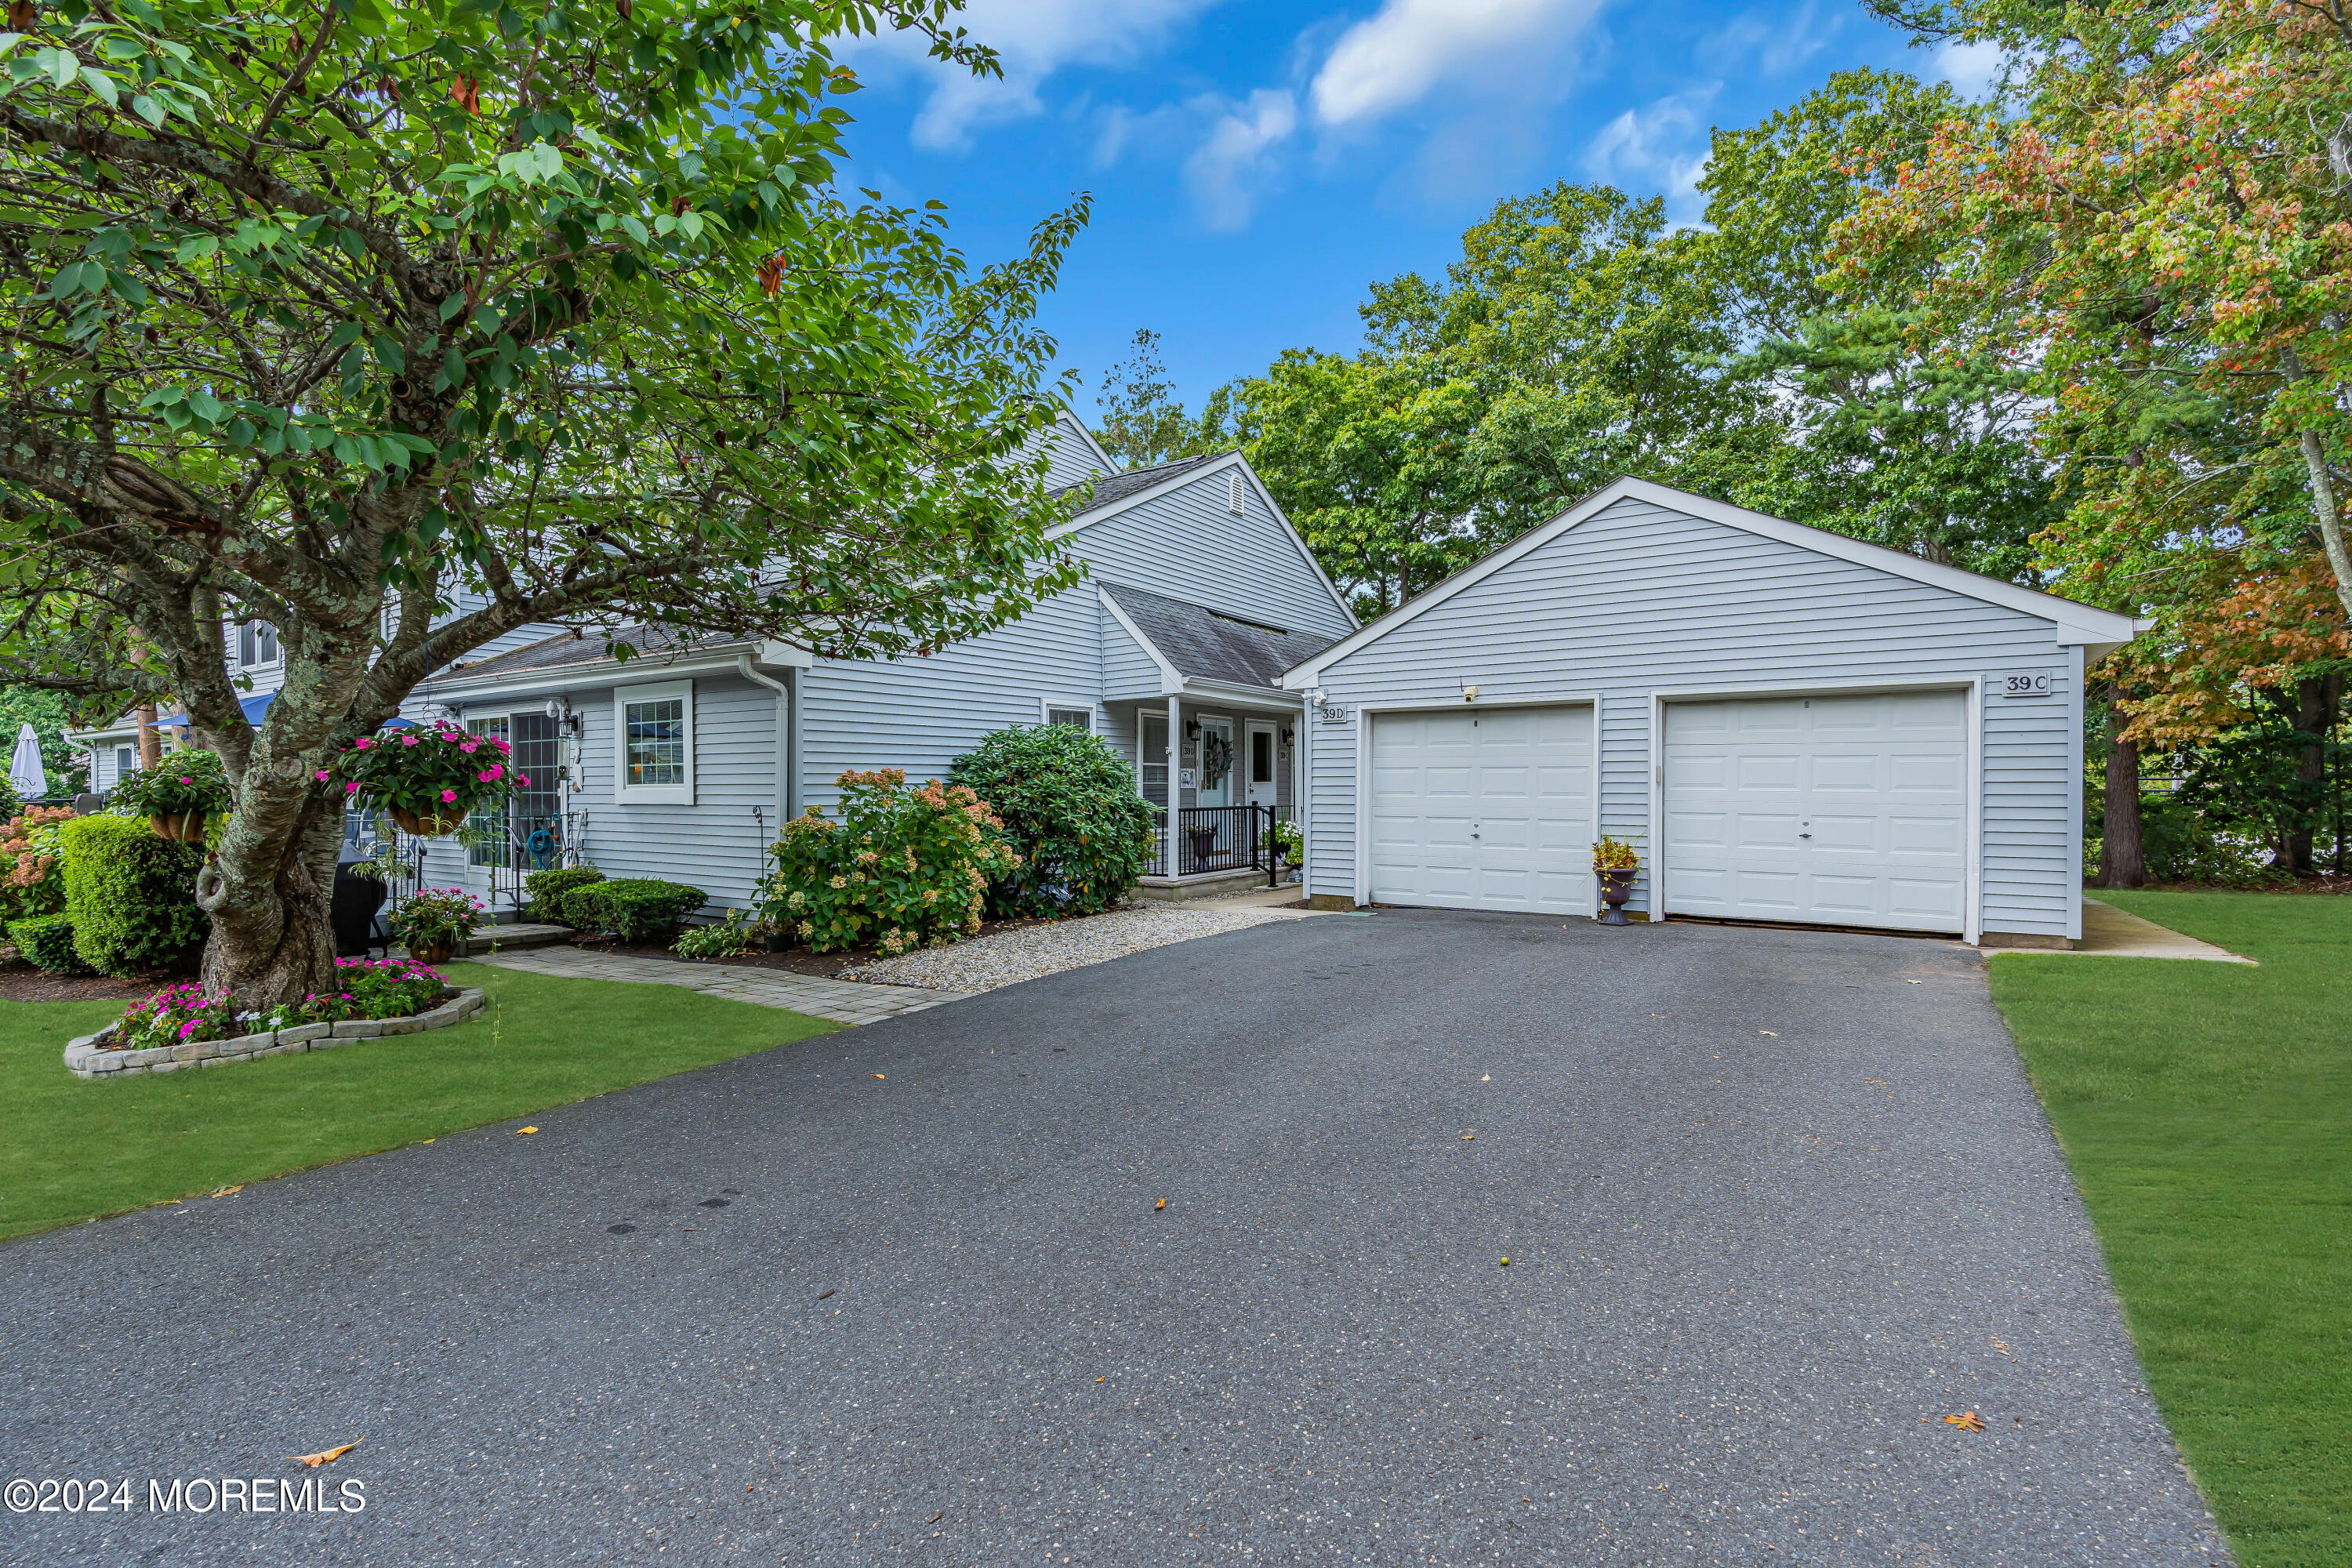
[1197,717,1234,807]
[1368,706,1594,914]
[1663,689,1968,933]
[1245,721,1279,809]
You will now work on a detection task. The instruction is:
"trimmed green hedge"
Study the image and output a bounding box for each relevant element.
[9,911,85,973]
[561,878,706,942]
[59,814,209,977]
[524,863,603,924]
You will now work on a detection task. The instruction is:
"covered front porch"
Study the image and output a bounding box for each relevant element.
[1103,687,1302,895]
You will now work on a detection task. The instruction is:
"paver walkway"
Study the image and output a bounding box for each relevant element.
[473,945,961,1025]
[1998,898,2256,964]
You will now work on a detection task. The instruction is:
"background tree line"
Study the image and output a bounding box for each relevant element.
[1104,9,2351,888]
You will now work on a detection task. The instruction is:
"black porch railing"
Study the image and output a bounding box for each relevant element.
[1147,804,1293,884]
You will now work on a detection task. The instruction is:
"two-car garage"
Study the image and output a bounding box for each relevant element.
[1286,478,2141,949]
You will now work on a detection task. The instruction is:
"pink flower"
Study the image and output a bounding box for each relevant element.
[177,775,191,785]
[315,770,330,782]
[402,735,420,747]
[345,782,360,796]
[440,789,457,803]
[516,775,530,787]
[459,741,477,754]
[494,739,511,753]
[483,763,502,781]
[353,738,371,750]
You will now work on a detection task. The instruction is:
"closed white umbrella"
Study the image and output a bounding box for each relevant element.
[8,723,44,800]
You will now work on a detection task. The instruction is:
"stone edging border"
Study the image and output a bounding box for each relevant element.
[63,988,487,1080]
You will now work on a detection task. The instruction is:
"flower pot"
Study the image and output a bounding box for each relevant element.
[1595,866,1637,927]
[150,812,205,843]
[406,939,456,966]
[389,804,469,837]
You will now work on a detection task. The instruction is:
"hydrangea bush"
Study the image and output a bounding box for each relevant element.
[757,769,1019,956]
[114,958,450,1047]
[328,724,529,830]
[0,804,76,923]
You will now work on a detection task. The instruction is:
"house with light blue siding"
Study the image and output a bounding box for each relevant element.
[1279,477,2143,949]
[381,413,1358,916]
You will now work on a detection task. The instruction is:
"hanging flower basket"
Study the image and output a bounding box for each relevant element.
[326,724,530,835]
[107,750,232,842]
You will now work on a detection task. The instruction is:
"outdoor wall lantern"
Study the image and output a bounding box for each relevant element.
[1185,716,1201,740]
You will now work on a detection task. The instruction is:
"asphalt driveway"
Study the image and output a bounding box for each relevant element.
[0,910,2230,1566]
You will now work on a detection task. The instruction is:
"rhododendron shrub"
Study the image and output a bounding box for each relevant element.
[755,769,1018,955]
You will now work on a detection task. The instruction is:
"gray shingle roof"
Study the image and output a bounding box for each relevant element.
[442,623,734,681]
[1047,452,1226,517]
[1101,581,1337,690]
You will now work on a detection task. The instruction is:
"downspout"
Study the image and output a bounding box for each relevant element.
[735,655,791,899]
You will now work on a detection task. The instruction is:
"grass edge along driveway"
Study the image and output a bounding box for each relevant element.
[1988,891,2350,1568]
[0,962,838,1243]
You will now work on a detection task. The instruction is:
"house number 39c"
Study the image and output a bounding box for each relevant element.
[2002,672,2053,699]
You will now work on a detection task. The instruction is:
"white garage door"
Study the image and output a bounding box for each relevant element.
[1369,706,1594,914]
[1664,691,1968,933]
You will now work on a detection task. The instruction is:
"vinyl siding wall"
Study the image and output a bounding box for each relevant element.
[1303,497,2082,939]
[424,672,784,913]
[1064,468,1355,642]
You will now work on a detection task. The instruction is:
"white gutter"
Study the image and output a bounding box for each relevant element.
[734,652,791,833]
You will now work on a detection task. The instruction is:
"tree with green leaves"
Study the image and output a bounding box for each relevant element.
[0,0,1091,1008]
[1092,327,1228,470]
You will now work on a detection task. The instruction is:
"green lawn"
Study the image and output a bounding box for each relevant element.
[1989,892,2351,1568]
[0,963,837,1243]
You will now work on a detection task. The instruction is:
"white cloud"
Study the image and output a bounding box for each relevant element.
[1701,0,1839,77]
[1309,0,1602,129]
[1933,38,2008,100]
[1584,85,1719,225]
[844,0,1225,152]
[1182,89,1298,230]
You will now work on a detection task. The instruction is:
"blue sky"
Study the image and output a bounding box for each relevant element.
[833,1,2002,416]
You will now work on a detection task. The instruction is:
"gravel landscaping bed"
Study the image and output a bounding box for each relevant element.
[841,901,1309,993]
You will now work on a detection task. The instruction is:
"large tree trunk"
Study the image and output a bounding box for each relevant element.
[2098,698,2147,889]
[195,797,343,1011]
[2284,673,2343,876]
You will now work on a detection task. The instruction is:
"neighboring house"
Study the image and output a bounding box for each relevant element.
[1279,477,2143,949]
[377,413,1356,914]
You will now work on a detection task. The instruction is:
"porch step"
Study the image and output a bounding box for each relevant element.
[1133,868,1290,903]
[457,923,574,955]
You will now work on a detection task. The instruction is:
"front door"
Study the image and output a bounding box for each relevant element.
[1196,717,1235,808]
[1245,721,1278,810]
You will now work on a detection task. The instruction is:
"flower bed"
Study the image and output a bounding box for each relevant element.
[63,957,485,1080]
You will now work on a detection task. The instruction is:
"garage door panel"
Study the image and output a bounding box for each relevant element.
[1734,753,1802,790]
[1665,691,1967,935]
[1368,706,1595,916]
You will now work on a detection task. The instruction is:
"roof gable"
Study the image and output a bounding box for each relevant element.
[1284,477,2144,684]
[1099,581,1339,691]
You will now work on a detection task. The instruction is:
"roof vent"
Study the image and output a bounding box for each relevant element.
[1228,471,1245,516]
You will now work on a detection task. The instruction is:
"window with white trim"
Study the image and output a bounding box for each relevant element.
[1138,712,1168,809]
[234,620,280,666]
[614,681,694,804]
[1043,702,1094,731]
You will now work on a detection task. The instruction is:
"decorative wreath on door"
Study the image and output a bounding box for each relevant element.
[1200,731,1234,790]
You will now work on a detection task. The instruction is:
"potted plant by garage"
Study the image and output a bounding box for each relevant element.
[327,724,532,836]
[389,887,484,966]
[1592,836,1640,926]
[107,748,234,842]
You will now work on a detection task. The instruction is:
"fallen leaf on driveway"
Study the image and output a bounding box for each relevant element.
[517,1127,537,1135]
[1155,1198,1166,1210]
[1907,979,1922,985]
[927,1513,944,1525]
[815,1289,835,1301]
[292,1440,360,1467]
[1759,1031,1777,1037]
[1461,1131,1476,1142]
[1945,1411,1986,1432]
[209,1185,242,1198]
